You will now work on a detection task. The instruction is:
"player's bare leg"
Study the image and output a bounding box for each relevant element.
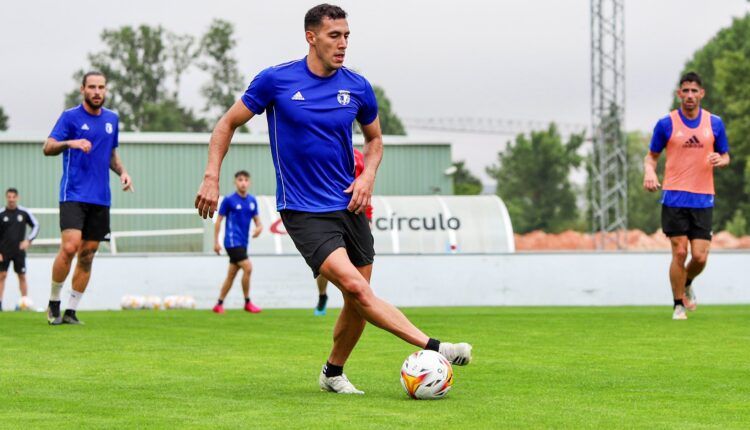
[17,273,28,297]
[48,229,82,324]
[669,236,689,319]
[213,263,239,314]
[327,265,370,367]
[62,240,99,324]
[238,259,260,313]
[684,239,710,311]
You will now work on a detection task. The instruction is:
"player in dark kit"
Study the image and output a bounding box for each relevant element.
[0,188,40,311]
[195,4,472,394]
[43,71,133,325]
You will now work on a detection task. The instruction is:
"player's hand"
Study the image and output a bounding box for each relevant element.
[0,253,3,262]
[68,139,92,153]
[213,242,221,255]
[19,240,30,251]
[252,226,262,238]
[195,175,220,219]
[344,171,374,215]
[708,152,725,167]
[643,171,661,192]
[121,172,134,192]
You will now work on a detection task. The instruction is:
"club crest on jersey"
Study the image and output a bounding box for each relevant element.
[17,214,24,222]
[337,90,351,106]
[2,216,8,222]
[106,123,114,134]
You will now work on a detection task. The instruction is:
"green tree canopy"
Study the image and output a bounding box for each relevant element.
[199,19,245,125]
[372,86,405,135]
[625,132,663,233]
[487,124,585,233]
[452,160,482,195]
[0,106,8,131]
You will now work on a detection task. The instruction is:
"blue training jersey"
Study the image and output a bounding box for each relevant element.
[219,192,259,249]
[241,57,379,212]
[649,108,729,208]
[49,104,120,207]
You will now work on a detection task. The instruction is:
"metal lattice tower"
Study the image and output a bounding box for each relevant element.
[591,0,627,249]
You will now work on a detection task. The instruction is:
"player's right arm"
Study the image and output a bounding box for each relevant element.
[195,101,254,219]
[213,214,224,255]
[643,118,668,192]
[643,151,661,192]
[43,138,92,156]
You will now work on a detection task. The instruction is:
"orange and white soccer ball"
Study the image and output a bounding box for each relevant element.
[400,350,454,400]
[16,296,34,311]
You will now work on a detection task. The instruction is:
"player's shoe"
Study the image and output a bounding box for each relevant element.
[244,302,262,313]
[672,305,688,320]
[47,300,62,325]
[62,310,84,325]
[684,285,697,311]
[318,367,364,395]
[438,342,473,365]
[212,304,225,314]
[314,295,328,316]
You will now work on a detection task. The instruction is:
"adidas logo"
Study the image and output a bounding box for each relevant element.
[291,91,305,101]
[81,123,90,130]
[682,135,703,148]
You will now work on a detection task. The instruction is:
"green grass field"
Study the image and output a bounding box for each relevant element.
[1,306,749,429]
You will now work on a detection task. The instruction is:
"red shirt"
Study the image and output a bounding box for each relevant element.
[353,149,373,220]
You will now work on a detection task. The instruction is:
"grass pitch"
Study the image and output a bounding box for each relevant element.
[1,306,749,429]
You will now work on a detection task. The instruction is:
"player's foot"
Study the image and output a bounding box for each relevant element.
[314,295,328,316]
[685,285,697,311]
[672,305,688,320]
[318,367,364,395]
[438,342,473,365]
[244,302,262,313]
[212,304,225,314]
[47,300,62,325]
[62,310,84,325]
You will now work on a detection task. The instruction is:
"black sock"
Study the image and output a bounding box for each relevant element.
[245,297,250,305]
[674,299,684,308]
[425,338,441,352]
[323,361,343,378]
[316,294,328,310]
[218,299,224,305]
[64,309,76,316]
[685,278,694,287]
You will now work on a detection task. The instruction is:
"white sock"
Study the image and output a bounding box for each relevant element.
[50,281,63,301]
[68,290,84,311]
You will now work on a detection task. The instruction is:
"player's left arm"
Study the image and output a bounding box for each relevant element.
[709,118,730,168]
[346,117,383,214]
[251,215,263,238]
[110,149,134,192]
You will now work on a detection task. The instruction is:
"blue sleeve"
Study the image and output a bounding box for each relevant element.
[218,197,230,217]
[356,79,379,126]
[712,116,729,154]
[241,68,275,115]
[113,116,119,149]
[649,117,671,153]
[49,111,73,141]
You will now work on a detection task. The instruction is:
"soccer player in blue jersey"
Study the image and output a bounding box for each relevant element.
[195,4,472,394]
[212,170,263,314]
[43,71,133,325]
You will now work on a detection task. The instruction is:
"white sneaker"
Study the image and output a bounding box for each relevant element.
[685,284,697,311]
[438,342,473,365]
[672,305,688,320]
[319,367,364,394]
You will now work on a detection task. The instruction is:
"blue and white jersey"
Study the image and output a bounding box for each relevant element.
[49,104,120,207]
[241,57,379,212]
[218,192,259,249]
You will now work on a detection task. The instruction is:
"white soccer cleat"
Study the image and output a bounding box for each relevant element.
[685,285,697,311]
[672,305,688,320]
[319,367,364,395]
[438,342,473,366]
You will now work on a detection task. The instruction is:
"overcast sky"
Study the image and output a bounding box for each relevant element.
[1,0,748,180]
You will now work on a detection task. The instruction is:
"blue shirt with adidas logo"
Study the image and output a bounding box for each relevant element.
[218,192,259,249]
[649,108,729,208]
[241,57,379,212]
[49,104,120,207]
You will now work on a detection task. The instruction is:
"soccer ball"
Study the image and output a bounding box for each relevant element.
[143,295,162,310]
[400,350,454,400]
[120,295,145,310]
[16,296,34,311]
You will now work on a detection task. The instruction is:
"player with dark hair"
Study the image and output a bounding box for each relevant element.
[0,188,40,311]
[644,71,730,320]
[212,170,263,314]
[195,3,472,394]
[43,71,133,325]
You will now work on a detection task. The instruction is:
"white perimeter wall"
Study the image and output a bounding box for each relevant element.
[3,252,748,311]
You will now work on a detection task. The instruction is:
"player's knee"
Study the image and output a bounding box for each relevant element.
[340,277,372,304]
[692,251,709,266]
[61,241,79,257]
[77,250,96,269]
[672,247,688,262]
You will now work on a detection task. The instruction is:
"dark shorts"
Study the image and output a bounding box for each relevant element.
[280,209,375,278]
[0,251,26,274]
[226,247,249,264]
[60,202,111,242]
[661,206,713,240]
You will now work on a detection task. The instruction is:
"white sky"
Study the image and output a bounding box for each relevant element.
[1,0,748,181]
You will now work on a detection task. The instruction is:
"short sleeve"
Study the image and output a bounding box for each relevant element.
[241,68,276,115]
[218,197,230,217]
[113,116,119,149]
[712,116,729,154]
[49,111,73,141]
[356,79,379,126]
[649,117,670,153]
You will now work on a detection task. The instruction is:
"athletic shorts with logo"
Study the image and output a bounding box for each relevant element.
[0,251,26,274]
[661,205,712,240]
[59,202,111,242]
[280,210,374,278]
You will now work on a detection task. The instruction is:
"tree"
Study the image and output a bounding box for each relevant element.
[198,19,245,126]
[452,160,482,195]
[141,100,208,132]
[372,85,406,135]
[675,13,750,231]
[625,131,663,233]
[487,124,585,233]
[0,106,8,131]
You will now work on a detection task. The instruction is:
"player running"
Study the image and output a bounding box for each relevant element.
[643,71,730,320]
[0,188,40,311]
[195,4,472,394]
[43,71,133,325]
[212,170,263,314]
[314,148,372,316]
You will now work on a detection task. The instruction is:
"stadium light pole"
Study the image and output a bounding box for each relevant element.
[590,0,627,250]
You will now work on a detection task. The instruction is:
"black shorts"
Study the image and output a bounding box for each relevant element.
[661,206,713,240]
[280,209,375,278]
[60,202,111,242]
[226,247,249,264]
[0,251,26,274]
